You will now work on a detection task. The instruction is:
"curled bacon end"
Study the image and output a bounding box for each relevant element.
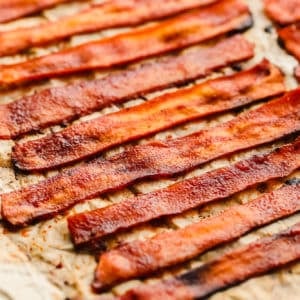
[120,220,300,300]
[0,35,254,139]
[0,0,69,23]
[0,0,217,56]
[264,0,300,24]
[2,89,300,227]
[0,0,252,86]
[11,59,284,170]
[93,183,300,291]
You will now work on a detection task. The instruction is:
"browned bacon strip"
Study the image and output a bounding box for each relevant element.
[0,35,254,139]
[0,0,217,56]
[264,0,300,24]
[12,60,284,170]
[68,137,300,247]
[278,25,300,80]
[3,91,300,227]
[0,0,252,86]
[120,221,300,300]
[0,0,69,23]
[94,183,300,291]
[278,24,300,61]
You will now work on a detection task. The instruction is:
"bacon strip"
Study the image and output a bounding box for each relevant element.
[0,35,254,139]
[278,25,300,81]
[2,90,300,227]
[120,221,300,300]
[0,0,69,23]
[12,60,284,170]
[0,0,252,86]
[0,0,217,56]
[94,183,300,291]
[264,0,300,24]
[278,24,300,61]
[68,136,300,247]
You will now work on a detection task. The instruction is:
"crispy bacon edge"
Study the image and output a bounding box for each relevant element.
[2,89,300,227]
[12,59,285,170]
[0,35,254,139]
[0,0,217,56]
[0,0,252,86]
[94,182,300,291]
[67,134,300,248]
[120,219,300,300]
[0,0,69,23]
[264,0,300,24]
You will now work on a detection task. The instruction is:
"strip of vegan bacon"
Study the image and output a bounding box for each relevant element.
[68,137,300,247]
[0,35,254,139]
[120,221,300,300]
[264,0,300,24]
[296,66,300,81]
[94,183,300,291]
[2,90,300,227]
[0,0,217,56]
[0,0,252,86]
[12,60,284,170]
[0,0,69,23]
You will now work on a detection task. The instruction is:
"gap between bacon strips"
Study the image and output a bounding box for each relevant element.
[0,35,254,139]
[12,59,284,170]
[0,0,217,56]
[1,89,300,227]
[120,218,300,300]
[0,0,252,86]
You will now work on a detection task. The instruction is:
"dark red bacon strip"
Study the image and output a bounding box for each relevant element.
[264,0,300,24]
[120,221,300,300]
[0,0,69,23]
[0,0,252,86]
[68,137,300,247]
[94,183,300,291]
[0,35,254,139]
[2,90,300,227]
[12,60,284,170]
[0,0,217,56]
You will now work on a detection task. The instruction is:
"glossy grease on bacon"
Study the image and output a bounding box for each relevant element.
[68,137,300,247]
[0,0,217,56]
[2,90,300,227]
[94,183,300,290]
[0,0,252,86]
[0,35,254,139]
[12,60,284,170]
[120,222,300,300]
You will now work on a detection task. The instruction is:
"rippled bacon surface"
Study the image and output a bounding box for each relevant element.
[120,221,300,300]
[264,0,300,24]
[0,0,217,56]
[12,60,284,170]
[68,137,300,247]
[94,183,300,291]
[0,0,69,23]
[0,35,254,139]
[2,90,300,227]
[0,0,252,86]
